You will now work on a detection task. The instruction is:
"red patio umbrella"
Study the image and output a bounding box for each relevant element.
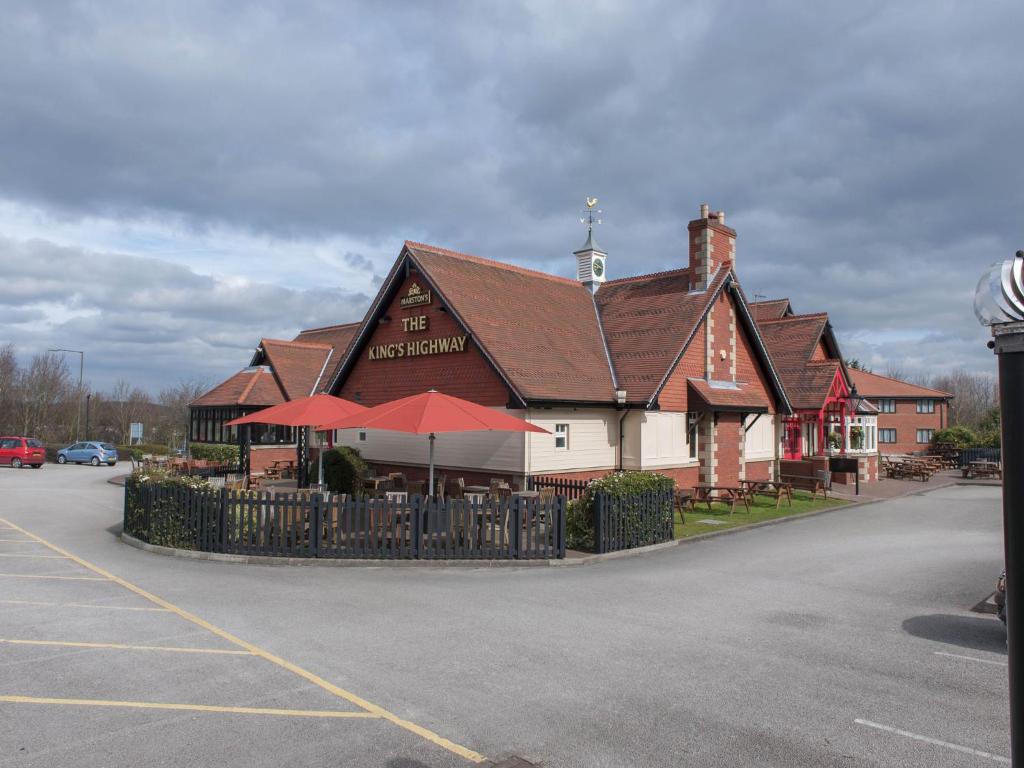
[318,390,549,495]
[226,394,367,486]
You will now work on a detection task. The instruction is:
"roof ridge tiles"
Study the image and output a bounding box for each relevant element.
[603,267,690,285]
[296,321,361,334]
[260,338,333,350]
[405,240,581,286]
[757,312,828,324]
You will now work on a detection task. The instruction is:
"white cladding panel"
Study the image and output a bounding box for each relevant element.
[334,410,526,473]
[526,408,617,473]
[744,413,775,460]
[640,412,696,469]
[620,411,643,470]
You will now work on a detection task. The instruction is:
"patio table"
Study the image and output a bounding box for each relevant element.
[740,479,793,508]
[693,484,751,515]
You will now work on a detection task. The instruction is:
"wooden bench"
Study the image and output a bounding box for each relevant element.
[779,474,828,500]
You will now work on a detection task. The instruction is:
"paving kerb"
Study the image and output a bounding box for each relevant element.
[118,477,976,568]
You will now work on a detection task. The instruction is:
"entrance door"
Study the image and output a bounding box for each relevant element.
[783,422,802,460]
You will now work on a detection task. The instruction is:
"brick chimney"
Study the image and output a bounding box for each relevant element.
[688,203,736,291]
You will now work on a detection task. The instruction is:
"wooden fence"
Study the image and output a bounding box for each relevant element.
[593,490,674,554]
[528,475,590,500]
[124,483,565,560]
[958,447,1001,468]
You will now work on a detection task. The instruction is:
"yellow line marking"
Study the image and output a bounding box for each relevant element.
[0,695,380,719]
[0,599,169,612]
[0,573,109,581]
[0,638,253,655]
[0,517,487,764]
[0,553,67,559]
[0,538,38,542]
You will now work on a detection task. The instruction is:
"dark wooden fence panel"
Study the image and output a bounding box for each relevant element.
[959,447,1001,467]
[593,490,674,554]
[528,475,590,501]
[124,484,566,560]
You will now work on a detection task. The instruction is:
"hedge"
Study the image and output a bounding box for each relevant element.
[566,471,675,551]
[322,446,368,496]
[123,470,212,549]
[189,443,240,463]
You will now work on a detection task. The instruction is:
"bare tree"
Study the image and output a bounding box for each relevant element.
[157,380,208,450]
[0,344,17,434]
[15,353,72,438]
[108,379,153,444]
[882,362,907,381]
[931,368,998,429]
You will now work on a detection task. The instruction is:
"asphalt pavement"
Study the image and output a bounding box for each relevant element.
[0,464,1008,767]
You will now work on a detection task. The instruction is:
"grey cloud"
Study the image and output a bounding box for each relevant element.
[0,236,369,392]
[0,0,1020,381]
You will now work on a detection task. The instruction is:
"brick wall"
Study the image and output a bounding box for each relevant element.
[338,271,510,407]
[877,398,946,455]
[715,412,743,486]
[659,323,706,411]
[745,459,773,482]
[249,445,299,474]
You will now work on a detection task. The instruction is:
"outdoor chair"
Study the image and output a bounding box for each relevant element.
[450,477,465,500]
[435,474,446,499]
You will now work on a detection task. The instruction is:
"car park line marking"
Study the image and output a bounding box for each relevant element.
[0,573,109,581]
[0,599,170,612]
[0,638,254,655]
[0,695,381,719]
[934,651,1008,667]
[0,516,489,765]
[0,538,39,542]
[854,719,1010,763]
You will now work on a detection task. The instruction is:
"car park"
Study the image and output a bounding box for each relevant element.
[56,441,119,466]
[0,436,46,468]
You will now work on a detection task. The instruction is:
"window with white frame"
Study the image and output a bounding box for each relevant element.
[917,399,935,414]
[554,423,569,450]
[877,398,896,413]
[917,428,934,444]
[687,414,698,459]
[879,428,897,444]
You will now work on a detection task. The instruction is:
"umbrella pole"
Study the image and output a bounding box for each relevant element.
[428,432,435,497]
[317,431,325,489]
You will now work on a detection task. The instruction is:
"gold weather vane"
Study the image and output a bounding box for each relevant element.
[580,197,602,234]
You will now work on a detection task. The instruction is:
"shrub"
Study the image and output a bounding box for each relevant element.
[567,471,676,552]
[322,446,368,496]
[932,426,978,448]
[189,443,240,463]
[117,442,173,461]
[849,426,864,450]
[123,470,212,549]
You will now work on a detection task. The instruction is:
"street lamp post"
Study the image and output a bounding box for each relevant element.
[975,250,1024,765]
[47,348,85,441]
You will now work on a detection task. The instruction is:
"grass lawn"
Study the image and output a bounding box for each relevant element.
[675,491,847,538]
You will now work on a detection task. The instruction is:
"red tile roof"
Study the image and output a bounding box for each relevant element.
[849,368,953,399]
[687,378,770,411]
[191,367,285,407]
[405,242,617,403]
[259,339,333,401]
[749,298,792,321]
[755,313,843,410]
[292,322,360,392]
[597,267,728,403]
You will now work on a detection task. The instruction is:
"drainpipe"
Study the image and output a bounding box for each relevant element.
[618,409,629,471]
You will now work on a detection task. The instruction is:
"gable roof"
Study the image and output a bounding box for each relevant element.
[848,368,953,399]
[749,298,792,321]
[688,377,771,412]
[292,322,360,392]
[257,339,333,400]
[191,367,285,408]
[327,242,790,411]
[755,313,851,410]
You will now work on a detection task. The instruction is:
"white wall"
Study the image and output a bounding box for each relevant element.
[526,408,618,474]
[639,411,697,469]
[744,413,775,461]
[334,411,526,474]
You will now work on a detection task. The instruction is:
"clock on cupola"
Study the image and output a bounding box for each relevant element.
[574,197,608,294]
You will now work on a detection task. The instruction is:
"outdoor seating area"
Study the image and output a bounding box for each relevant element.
[676,480,795,519]
[961,460,1002,479]
[881,455,945,481]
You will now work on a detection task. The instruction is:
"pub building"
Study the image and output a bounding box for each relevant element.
[191,203,887,488]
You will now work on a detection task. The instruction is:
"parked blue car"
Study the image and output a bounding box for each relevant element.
[56,441,118,466]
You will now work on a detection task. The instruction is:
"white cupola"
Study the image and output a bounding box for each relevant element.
[575,198,607,293]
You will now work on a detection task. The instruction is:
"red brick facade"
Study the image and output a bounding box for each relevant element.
[876,398,947,455]
[338,271,511,408]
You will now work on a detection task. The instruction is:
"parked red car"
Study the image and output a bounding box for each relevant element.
[0,437,46,468]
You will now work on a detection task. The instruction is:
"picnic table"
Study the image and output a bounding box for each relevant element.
[740,479,793,508]
[692,484,751,515]
[962,460,1002,479]
[779,472,829,498]
[264,459,296,480]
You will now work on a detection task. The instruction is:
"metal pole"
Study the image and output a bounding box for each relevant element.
[77,351,83,441]
[85,393,90,439]
[428,433,435,497]
[995,324,1024,764]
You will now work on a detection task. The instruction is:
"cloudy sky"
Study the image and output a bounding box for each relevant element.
[1,1,1021,394]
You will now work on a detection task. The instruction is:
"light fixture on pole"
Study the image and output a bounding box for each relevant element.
[47,348,84,441]
[975,249,1024,765]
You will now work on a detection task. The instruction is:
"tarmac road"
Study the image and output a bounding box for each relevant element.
[0,464,1008,767]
